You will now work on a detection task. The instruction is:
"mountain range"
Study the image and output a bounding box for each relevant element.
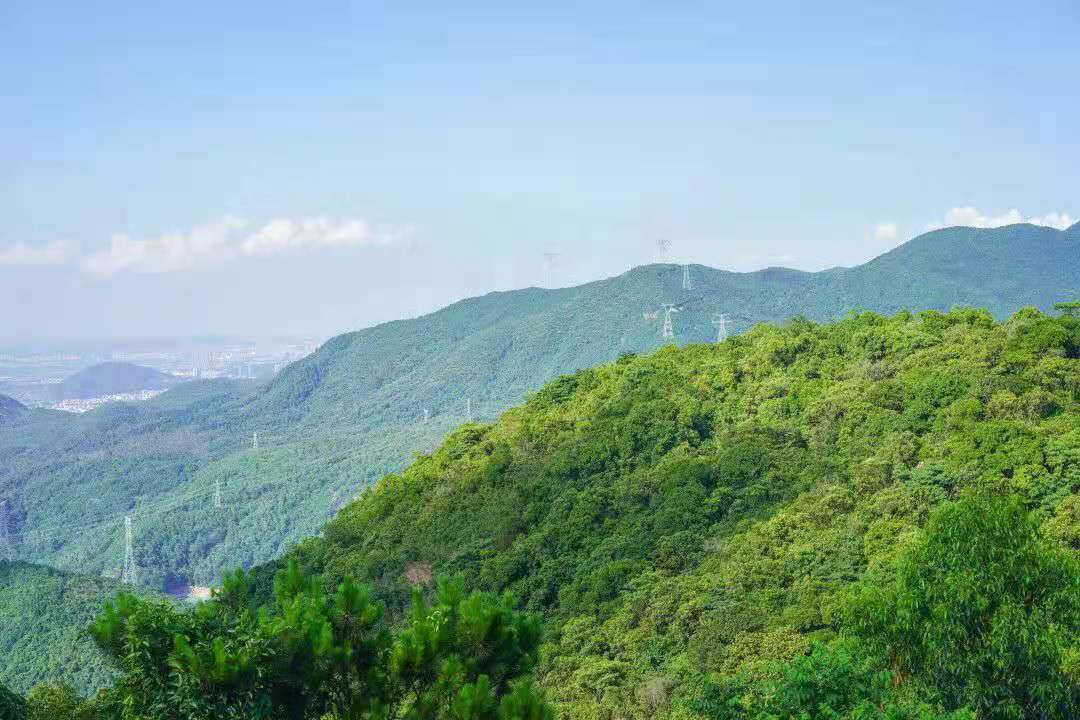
[0,222,1077,594]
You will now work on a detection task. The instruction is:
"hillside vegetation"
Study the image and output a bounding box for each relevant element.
[0,563,119,695]
[1,222,1078,597]
[269,307,1080,718]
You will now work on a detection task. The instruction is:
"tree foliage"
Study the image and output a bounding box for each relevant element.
[264,308,1080,718]
[81,560,549,719]
[4,306,1080,717]
[847,494,1080,719]
[0,682,25,720]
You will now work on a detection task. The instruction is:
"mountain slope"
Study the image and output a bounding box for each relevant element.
[1,222,1078,594]
[273,307,1080,718]
[49,361,181,401]
[0,562,118,695]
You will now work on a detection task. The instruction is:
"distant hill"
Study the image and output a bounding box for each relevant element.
[0,395,25,423]
[0,221,1078,597]
[49,361,181,401]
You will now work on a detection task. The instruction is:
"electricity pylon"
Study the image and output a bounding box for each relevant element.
[543,252,560,287]
[712,313,731,342]
[121,515,137,585]
[0,500,12,562]
[214,478,224,510]
[253,431,259,450]
[660,303,683,343]
[683,265,692,290]
[646,300,691,343]
[657,238,671,261]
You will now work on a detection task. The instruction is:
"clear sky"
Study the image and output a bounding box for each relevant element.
[2,1,1077,344]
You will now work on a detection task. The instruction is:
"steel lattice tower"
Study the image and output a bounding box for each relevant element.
[712,313,731,342]
[121,515,137,585]
[0,500,12,562]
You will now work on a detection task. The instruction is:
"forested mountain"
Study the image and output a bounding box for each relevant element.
[0,222,1077,600]
[0,563,119,695]
[49,362,181,401]
[4,307,1077,718]
[268,307,1080,718]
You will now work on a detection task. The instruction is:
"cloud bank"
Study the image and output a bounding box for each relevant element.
[0,240,72,266]
[927,207,1075,231]
[81,215,405,275]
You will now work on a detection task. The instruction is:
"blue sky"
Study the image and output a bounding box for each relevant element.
[1,1,1077,343]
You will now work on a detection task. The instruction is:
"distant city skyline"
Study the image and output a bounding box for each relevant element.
[2,1,1077,343]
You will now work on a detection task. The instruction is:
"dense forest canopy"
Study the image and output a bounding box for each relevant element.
[267,306,1079,718]
[1,305,1079,718]
[0,564,118,695]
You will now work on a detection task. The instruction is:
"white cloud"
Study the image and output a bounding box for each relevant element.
[82,215,404,275]
[240,217,397,257]
[1028,211,1076,230]
[927,207,1075,232]
[0,240,72,266]
[873,222,898,241]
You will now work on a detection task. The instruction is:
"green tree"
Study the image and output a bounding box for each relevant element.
[89,561,550,719]
[847,494,1080,719]
[694,642,972,720]
[0,683,25,720]
[1053,301,1080,318]
[24,684,94,720]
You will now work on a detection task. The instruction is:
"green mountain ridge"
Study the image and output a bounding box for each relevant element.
[0,222,1077,596]
[266,306,1080,718]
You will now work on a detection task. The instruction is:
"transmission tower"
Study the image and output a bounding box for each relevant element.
[712,313,731,342]
[252,431,259,450]
[1,499,12,562]
[121,515,137,585]
[543,252,560,287]
[660,303,683,343]
[657,238,671,261]
[423,408,429,423]
[682,264,692,290]
[466,398,473,422]
[214,478,224,510]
